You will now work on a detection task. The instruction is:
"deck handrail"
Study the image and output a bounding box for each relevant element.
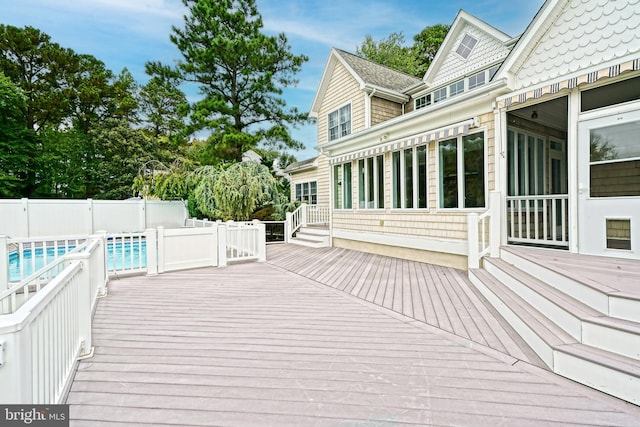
[0,235,105,404]
[467,191,501,270]
[285,204,330,242]
[506,194,569,247]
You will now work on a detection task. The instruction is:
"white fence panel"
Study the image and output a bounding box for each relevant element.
[0,199,27,237]
[93,200,144,233]
[146,200,188,229]
[157,227,218,273]
[28,200,92,237]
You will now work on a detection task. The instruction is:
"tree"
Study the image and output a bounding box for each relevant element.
[139,74,187,138]
[147,0,309,163]
[0,73,38,197]
[355,24,449,78]
[356,32,419,76]
[413,24,450,76]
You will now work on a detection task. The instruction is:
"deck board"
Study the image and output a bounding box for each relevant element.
[67,246,640,425]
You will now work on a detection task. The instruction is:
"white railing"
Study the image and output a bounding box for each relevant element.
[0,235,87,290]
[0,236,105,404]
[184,218,216,228]
[285,204,330,242]
[506,194,569,247]
[224,221,266,264]
[467,191,501,270]
[307,205,330,225]
[106,232,147,276]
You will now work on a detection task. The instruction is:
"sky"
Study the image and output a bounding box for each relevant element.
[2,0,545,161]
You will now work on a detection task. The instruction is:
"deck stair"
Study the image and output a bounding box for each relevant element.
[468,246,640,405]
[290,225,330,248]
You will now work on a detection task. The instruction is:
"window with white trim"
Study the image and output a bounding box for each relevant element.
[449,80,464,97]
[328,104,351,142]
[333,162,352,209]
[434,87,447,103]
[456,34,478,59]
[358,155,384,209]
[438,131,485,208]
[295,181,317,204]
[415,94,431,110]
[391,145,428,209]
[468,71,486,90]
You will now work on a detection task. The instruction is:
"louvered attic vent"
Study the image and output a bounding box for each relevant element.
[456,34,477,59]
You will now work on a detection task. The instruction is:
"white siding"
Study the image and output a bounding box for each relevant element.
[514,0,640,89]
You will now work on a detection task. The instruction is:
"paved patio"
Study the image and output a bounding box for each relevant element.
[67,246,640,426]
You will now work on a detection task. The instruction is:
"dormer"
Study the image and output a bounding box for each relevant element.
[410,10,515,111]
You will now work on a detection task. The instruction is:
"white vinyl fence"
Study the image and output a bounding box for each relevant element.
[0,198,188,238]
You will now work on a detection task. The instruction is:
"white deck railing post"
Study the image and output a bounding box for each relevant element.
[157,226,165,274]
[66,253,93,357]
[145,228,158,276]
[285,211,292,243]
[255,221,266,262]
[218,224,227,267]
[489,191,501,258]
[0,235,7,291]
[301,204,308,228]
[467,213,480,270]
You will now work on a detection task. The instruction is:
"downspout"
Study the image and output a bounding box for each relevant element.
[366,88,377,128]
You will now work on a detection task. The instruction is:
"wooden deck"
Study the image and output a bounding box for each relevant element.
[66,246,640,425]
[267,244,542,365]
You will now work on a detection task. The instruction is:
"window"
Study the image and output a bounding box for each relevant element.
[328,104,351,141]
[438,132,485,208]
[434,87,447,103]
[333,162,352,209]
[449,80,464,97]
[295,181,317,204]
[489,65,499,80]
[456,34,478,59]
[507,130,545,197]
[468,71,486,90]
[581,76,640,112]
[415,94,431,110]
[358,155,384,209]
[391,145,428,209]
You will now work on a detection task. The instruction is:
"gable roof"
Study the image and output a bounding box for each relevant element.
[309,48,421,118]
[422,9,514,88]
[285,156,318,173]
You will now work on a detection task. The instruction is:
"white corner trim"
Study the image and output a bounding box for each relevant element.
[332,229,469,256]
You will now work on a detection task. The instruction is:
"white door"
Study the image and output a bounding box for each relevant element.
[577,107,640,259]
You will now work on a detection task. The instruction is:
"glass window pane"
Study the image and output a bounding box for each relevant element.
[358,159,365,208]
[367,157,375,207]
[377,155,385,208]
[343,162,352,209]
[417,145,427,208]
[404,149,414,208]
[590,121,640,197]
[295,183,301,201]
[310,181,317,205]
[392,152,401,208]
[439,139,458,208]
[517,133,526,196]
[463,132,485,208]
[333,165,342,209]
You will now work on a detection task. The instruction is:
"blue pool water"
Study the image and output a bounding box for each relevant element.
[8,240,147,282]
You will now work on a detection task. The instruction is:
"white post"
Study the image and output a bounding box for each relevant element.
[285,212,292,242]
[256,222,266,262]
[467,213,479,270]
[64,254,93,357]
[145,228,158,276]
[157,226,165,274]
[218,224,227,267]
[0,235,7,291]
[489,191,501,258]
[87,198,94,235]
[140,198,147,232]
[301,204,308,228]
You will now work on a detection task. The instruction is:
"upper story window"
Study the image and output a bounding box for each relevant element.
[434,87,447,103]
[456,34,478,59]
[449,80,464,97]
[415,94,432,110]
[468,71,486,90]
[328,104,351,142]
[295,181,317,205]
[489,65,499,80]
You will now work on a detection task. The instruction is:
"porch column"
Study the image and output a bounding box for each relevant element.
[568,90,580,253]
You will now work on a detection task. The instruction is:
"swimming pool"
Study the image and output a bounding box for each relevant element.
[8,239,147,282]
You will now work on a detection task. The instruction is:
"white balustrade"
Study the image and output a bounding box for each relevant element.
[506,194,569,247]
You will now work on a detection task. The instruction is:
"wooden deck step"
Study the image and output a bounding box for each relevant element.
[290,226,330,248]
[471,252,640,405]
[501,246,640,322]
